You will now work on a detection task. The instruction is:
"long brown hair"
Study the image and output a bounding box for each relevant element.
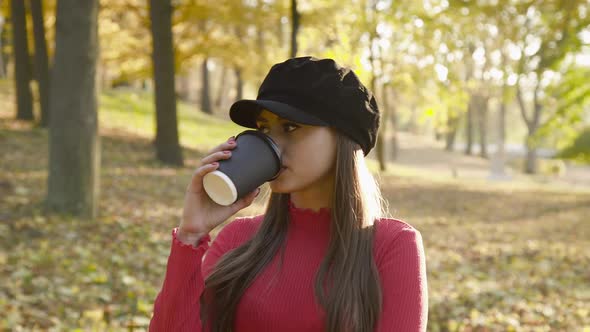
[200,131,391,332]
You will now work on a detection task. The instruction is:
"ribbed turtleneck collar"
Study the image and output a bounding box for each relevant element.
[287,198,331,221]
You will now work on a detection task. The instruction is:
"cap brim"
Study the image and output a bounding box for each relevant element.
[229,99,329,128]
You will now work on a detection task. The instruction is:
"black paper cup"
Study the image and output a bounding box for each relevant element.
[203,130,282,206]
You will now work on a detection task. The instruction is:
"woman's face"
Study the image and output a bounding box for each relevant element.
[255,109,337,194]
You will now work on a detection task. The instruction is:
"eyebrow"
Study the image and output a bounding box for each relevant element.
[255,115,300,126]
[255,117,288,123]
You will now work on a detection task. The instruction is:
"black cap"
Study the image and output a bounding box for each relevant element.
[229,56,380,156]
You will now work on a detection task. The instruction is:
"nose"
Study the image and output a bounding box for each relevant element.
[267,133,284,152]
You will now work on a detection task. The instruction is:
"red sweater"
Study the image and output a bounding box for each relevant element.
[149,200,428,331]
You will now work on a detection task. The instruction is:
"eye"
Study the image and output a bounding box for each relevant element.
[256,123,299,133]
[284,123,299,132]
[257,125,269,133]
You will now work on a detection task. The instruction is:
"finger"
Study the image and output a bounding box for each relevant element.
[193,162,220,180]
[205,137,237,156]
[200,150,232,166]
[187,162,220,193]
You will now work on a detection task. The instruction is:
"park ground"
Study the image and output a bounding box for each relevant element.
[1,86,589,331]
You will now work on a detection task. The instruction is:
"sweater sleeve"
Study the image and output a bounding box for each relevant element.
[148,228,212,332]
[149,218,252,332]
[375,227,428,332]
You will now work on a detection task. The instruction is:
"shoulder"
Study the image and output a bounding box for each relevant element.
[373,217,425,262]
[374,216,421,242]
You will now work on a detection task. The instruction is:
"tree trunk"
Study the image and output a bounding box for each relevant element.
[498,56,507,152]
[234,67,243,100]
[186,65,199,103]
[383,85,398,161]
[445,113,459,151]
[376,85,388,163]
[464,94,474,155]
[277,14,284,50]
[256,1,265,54]
[1,27,8,78]
[408,102,418,134]
[375,127,386,170]
[499,93,506,152]
[215,64,227,109]
[371,71,385,170]
[201,57,212,114]
[516,82,541,174]
[255,25,267,85]
[477,95,489,159]
[30,0,51,128]
[489,91,508,178]
[149,0,184,166]
[10,0,34,121]
[175,73,189,100]
[0,17,6,78]
[47,0,100,218]
[290,0,299,58]
[368,32,385,170]
[232,25,244,101]
[524,102,542,174]
[524,136,538,174]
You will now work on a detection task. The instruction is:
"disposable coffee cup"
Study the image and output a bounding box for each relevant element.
[203,130,283,206]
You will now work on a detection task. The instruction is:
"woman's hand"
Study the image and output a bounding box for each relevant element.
[178,136,260,245]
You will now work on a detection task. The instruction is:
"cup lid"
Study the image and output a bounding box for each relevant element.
[235,130,283,181]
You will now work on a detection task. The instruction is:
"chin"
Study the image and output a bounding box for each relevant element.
[269,177,303,194]
[269,182,292,193]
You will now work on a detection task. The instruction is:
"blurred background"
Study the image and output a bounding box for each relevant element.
[0,0,589,331]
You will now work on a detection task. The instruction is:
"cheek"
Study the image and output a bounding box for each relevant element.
[273,128,336,188]
[290,146,335,181]
[270,148,334,192]
[305,153,331,174]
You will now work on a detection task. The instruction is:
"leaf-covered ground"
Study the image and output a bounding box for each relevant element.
[1,89,589,331]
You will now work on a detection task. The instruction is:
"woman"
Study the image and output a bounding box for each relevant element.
[149,57,428,332]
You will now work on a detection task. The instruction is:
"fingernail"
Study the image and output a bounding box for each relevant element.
[255,188,261,197]
[228,136,236,142]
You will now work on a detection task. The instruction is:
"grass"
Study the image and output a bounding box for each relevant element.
[1,85,589,331]
[100,89,243,151]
